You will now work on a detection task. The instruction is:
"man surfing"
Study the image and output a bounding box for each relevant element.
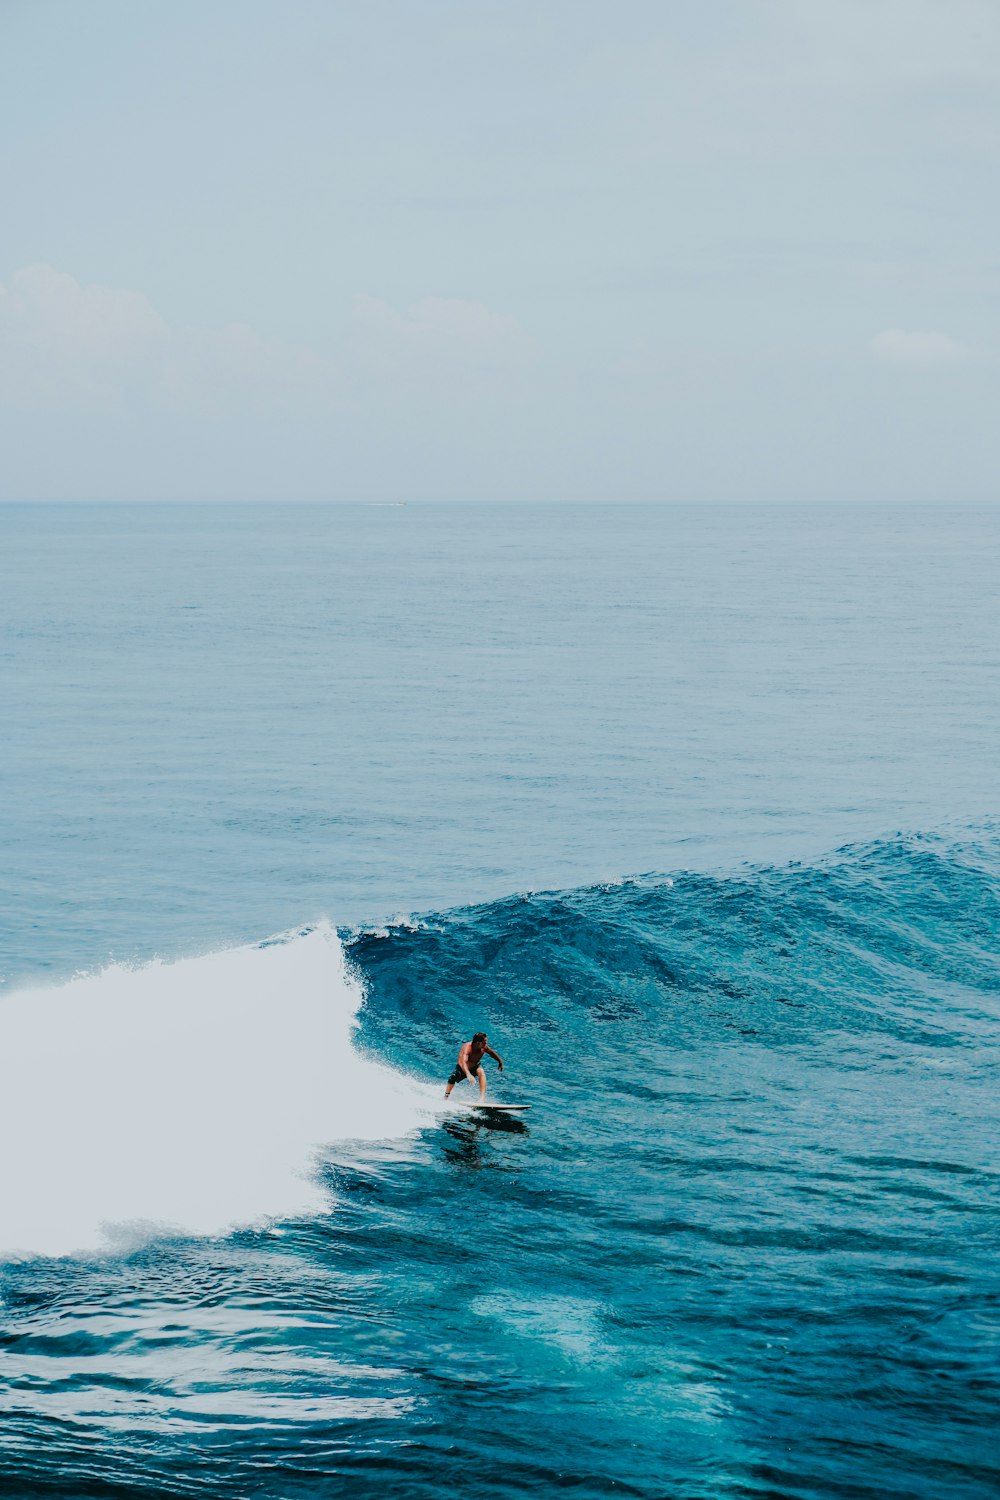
[444,1031,504,1101]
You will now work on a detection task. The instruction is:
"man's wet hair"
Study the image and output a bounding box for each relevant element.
[472,1031,487,1045]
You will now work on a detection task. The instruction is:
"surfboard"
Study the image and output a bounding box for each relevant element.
[469,1103,531,1114]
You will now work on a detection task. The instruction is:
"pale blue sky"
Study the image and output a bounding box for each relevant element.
[1,0,998,500]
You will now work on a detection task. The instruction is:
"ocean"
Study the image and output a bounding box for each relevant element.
[1,501,998,1498]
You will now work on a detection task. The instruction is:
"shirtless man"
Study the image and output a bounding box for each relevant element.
[444,1031,504,1100]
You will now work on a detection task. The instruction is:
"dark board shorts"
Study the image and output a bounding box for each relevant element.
[448,1064,483,1086]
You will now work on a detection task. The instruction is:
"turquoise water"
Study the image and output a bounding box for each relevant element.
[1,502,998,1497]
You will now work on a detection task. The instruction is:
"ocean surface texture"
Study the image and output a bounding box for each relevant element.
[1,502,998,1500]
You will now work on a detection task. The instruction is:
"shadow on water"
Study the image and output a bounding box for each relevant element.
[472,1112,529,1136]
[439,1116,529,1170]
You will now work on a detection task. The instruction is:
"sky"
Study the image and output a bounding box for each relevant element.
[1,0,998,502]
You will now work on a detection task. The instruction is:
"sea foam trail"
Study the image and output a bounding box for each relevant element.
[0,923,433,1258]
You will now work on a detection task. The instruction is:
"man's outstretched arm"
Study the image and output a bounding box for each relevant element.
[483,1045,504,1072]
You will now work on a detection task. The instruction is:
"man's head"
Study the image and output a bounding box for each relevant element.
[472,1031,487,1047]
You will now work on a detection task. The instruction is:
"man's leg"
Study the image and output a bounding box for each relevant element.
[476,1066,487,1100]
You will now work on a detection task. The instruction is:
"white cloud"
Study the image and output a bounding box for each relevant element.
[0,265,168,408]
[869,328,973,369]
[0,264,336,415]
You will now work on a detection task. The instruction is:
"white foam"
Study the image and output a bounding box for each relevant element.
[0,923,436,1258]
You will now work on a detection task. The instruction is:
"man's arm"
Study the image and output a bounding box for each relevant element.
[484,1045,504,1072]
[458,1043,476,1081]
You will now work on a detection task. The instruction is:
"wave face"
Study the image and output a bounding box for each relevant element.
[1,834,999,1499]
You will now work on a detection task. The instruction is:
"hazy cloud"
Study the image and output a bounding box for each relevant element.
[0,265,168,409]
[869,328,973,369]
[0,268,533,422]
[0,264,335,415]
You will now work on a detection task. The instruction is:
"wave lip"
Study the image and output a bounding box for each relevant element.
[0,922,433,1259]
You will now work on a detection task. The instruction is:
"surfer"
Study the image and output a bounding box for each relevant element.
[444,1031,504,1100]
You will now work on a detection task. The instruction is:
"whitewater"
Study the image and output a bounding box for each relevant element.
[0,926,435,1257]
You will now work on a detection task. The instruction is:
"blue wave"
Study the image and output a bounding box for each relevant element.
[350,829,1000,1069]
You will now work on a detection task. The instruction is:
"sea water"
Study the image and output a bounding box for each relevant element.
[0,502,997,1498]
